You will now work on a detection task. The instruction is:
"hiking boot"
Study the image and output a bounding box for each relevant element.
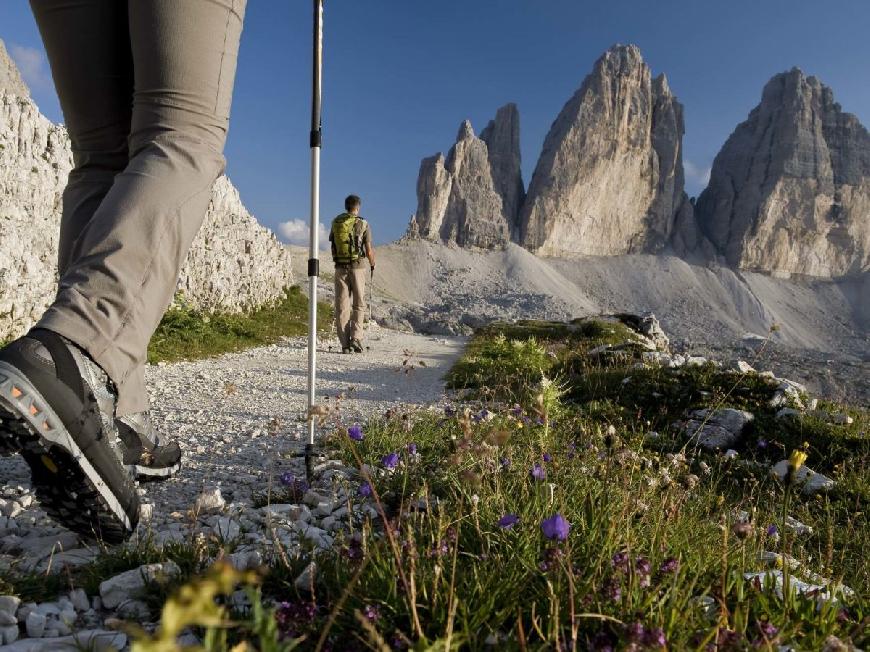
[117,411,181,481]
[350,339,363,353]
[0,329,139,543]
[341,347,352,354]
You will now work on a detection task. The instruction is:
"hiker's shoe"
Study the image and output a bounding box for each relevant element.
[0,330,139,543]
[350,339,363,353]
[341,347,352,354]
[117,411,181,481]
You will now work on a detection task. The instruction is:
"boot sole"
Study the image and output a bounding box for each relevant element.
[0,361,138,543]
[135,461,181,481]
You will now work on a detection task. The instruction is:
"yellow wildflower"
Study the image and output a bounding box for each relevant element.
[788,450,808,473]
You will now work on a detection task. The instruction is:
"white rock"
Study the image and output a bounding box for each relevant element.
[69,589,89,613]
[194,487,226,514]
[25,611,45,638]
[295,562,316,591]
[215,517,240,541]
[0,629,126,651]
[680,408,754,450]
[0,595,20,621]
[771,461,835,495]
[99,561,181,609]
[1,624,18,644]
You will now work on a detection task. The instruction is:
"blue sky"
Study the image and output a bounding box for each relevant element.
[2,1,868,245]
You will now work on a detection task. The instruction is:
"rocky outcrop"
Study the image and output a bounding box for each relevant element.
[0,40,29,99]
[519,44,689,256]
[480,104,525,234]
[178,177,294,313]
[695,68,870,277]
[410,104,523,249]
[0,39,292,341]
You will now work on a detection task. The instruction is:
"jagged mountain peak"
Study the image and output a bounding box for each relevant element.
[695,67,870,276]
[518,43,688,256]
[0,38,31,99]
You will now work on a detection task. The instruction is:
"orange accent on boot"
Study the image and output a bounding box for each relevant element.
[41,455,58,473]
[11,386,22,399]
[29,405,39,416]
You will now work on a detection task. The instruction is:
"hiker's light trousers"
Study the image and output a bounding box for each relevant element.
[334,264,368,348]
[30,0,247,415]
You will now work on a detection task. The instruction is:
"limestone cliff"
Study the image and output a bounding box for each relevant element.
[410,104,523,248]
[0,39,293,341]
[518,44,689,256]
[695,68,870,277]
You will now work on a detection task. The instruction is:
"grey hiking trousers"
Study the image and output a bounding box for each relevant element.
[30,0,247,415]
[334,263,368,349]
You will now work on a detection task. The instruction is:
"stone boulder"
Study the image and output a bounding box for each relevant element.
[679,408,755,450]
[695,68,870,277]
[518,44,691,256]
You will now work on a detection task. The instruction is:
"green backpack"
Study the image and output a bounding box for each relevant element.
[330,213,365,264]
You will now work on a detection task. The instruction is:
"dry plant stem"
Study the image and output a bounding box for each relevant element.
[443,520,461,649]
[314,557,370,652]
[348,442,424,640]
[516,609,528,651]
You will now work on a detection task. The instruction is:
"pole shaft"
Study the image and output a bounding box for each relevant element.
[307,0,324,447]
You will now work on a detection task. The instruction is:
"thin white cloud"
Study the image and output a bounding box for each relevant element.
[277,218,329,250]
[684,159,712,188]
[9,44,51,92]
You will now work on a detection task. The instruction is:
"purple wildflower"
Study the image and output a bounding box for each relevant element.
[644,627,667,648]
[612,551,629,571]
[590,633,615,652]
[542,452,553,463]
[766,524,778,537]
[348,424,364,441]
[444,406,456,417]
[381,452,400,469]
[511,404,523,416]
[279,471,295,487]
[531,464,546,481]
[636,556,652,586]
[407,442,418,455]
[535,417,545,426]
[497,514,520,529]
[604,578,622,602]
[756,621,778,641]
[540,513,570,541]
[358,482,373,497]
[659,557,680,574]
[757,438,768,449]
[275,601,318,640]
[567,442,577,459]
[363,604,381,622]
[500,457,511,469]
[626,621,646,641]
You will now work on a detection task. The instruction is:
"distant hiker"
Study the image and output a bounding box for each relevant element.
[330,195,376,354]
[0,0,247,542]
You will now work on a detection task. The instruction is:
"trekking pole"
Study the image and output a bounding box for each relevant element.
[304,0,324,483]
[368,266,374,325]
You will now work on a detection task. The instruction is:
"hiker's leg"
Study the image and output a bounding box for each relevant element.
[349,266,367,343]
[36,0,247,416]
[334,268,352,349]
[30,1,134,276]
[30,0,145,413]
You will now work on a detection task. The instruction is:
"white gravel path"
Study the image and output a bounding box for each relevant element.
[143,325,465,515]
[0,326,465,570]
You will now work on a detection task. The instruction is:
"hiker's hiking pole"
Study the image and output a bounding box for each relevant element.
[304,0,324,483]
